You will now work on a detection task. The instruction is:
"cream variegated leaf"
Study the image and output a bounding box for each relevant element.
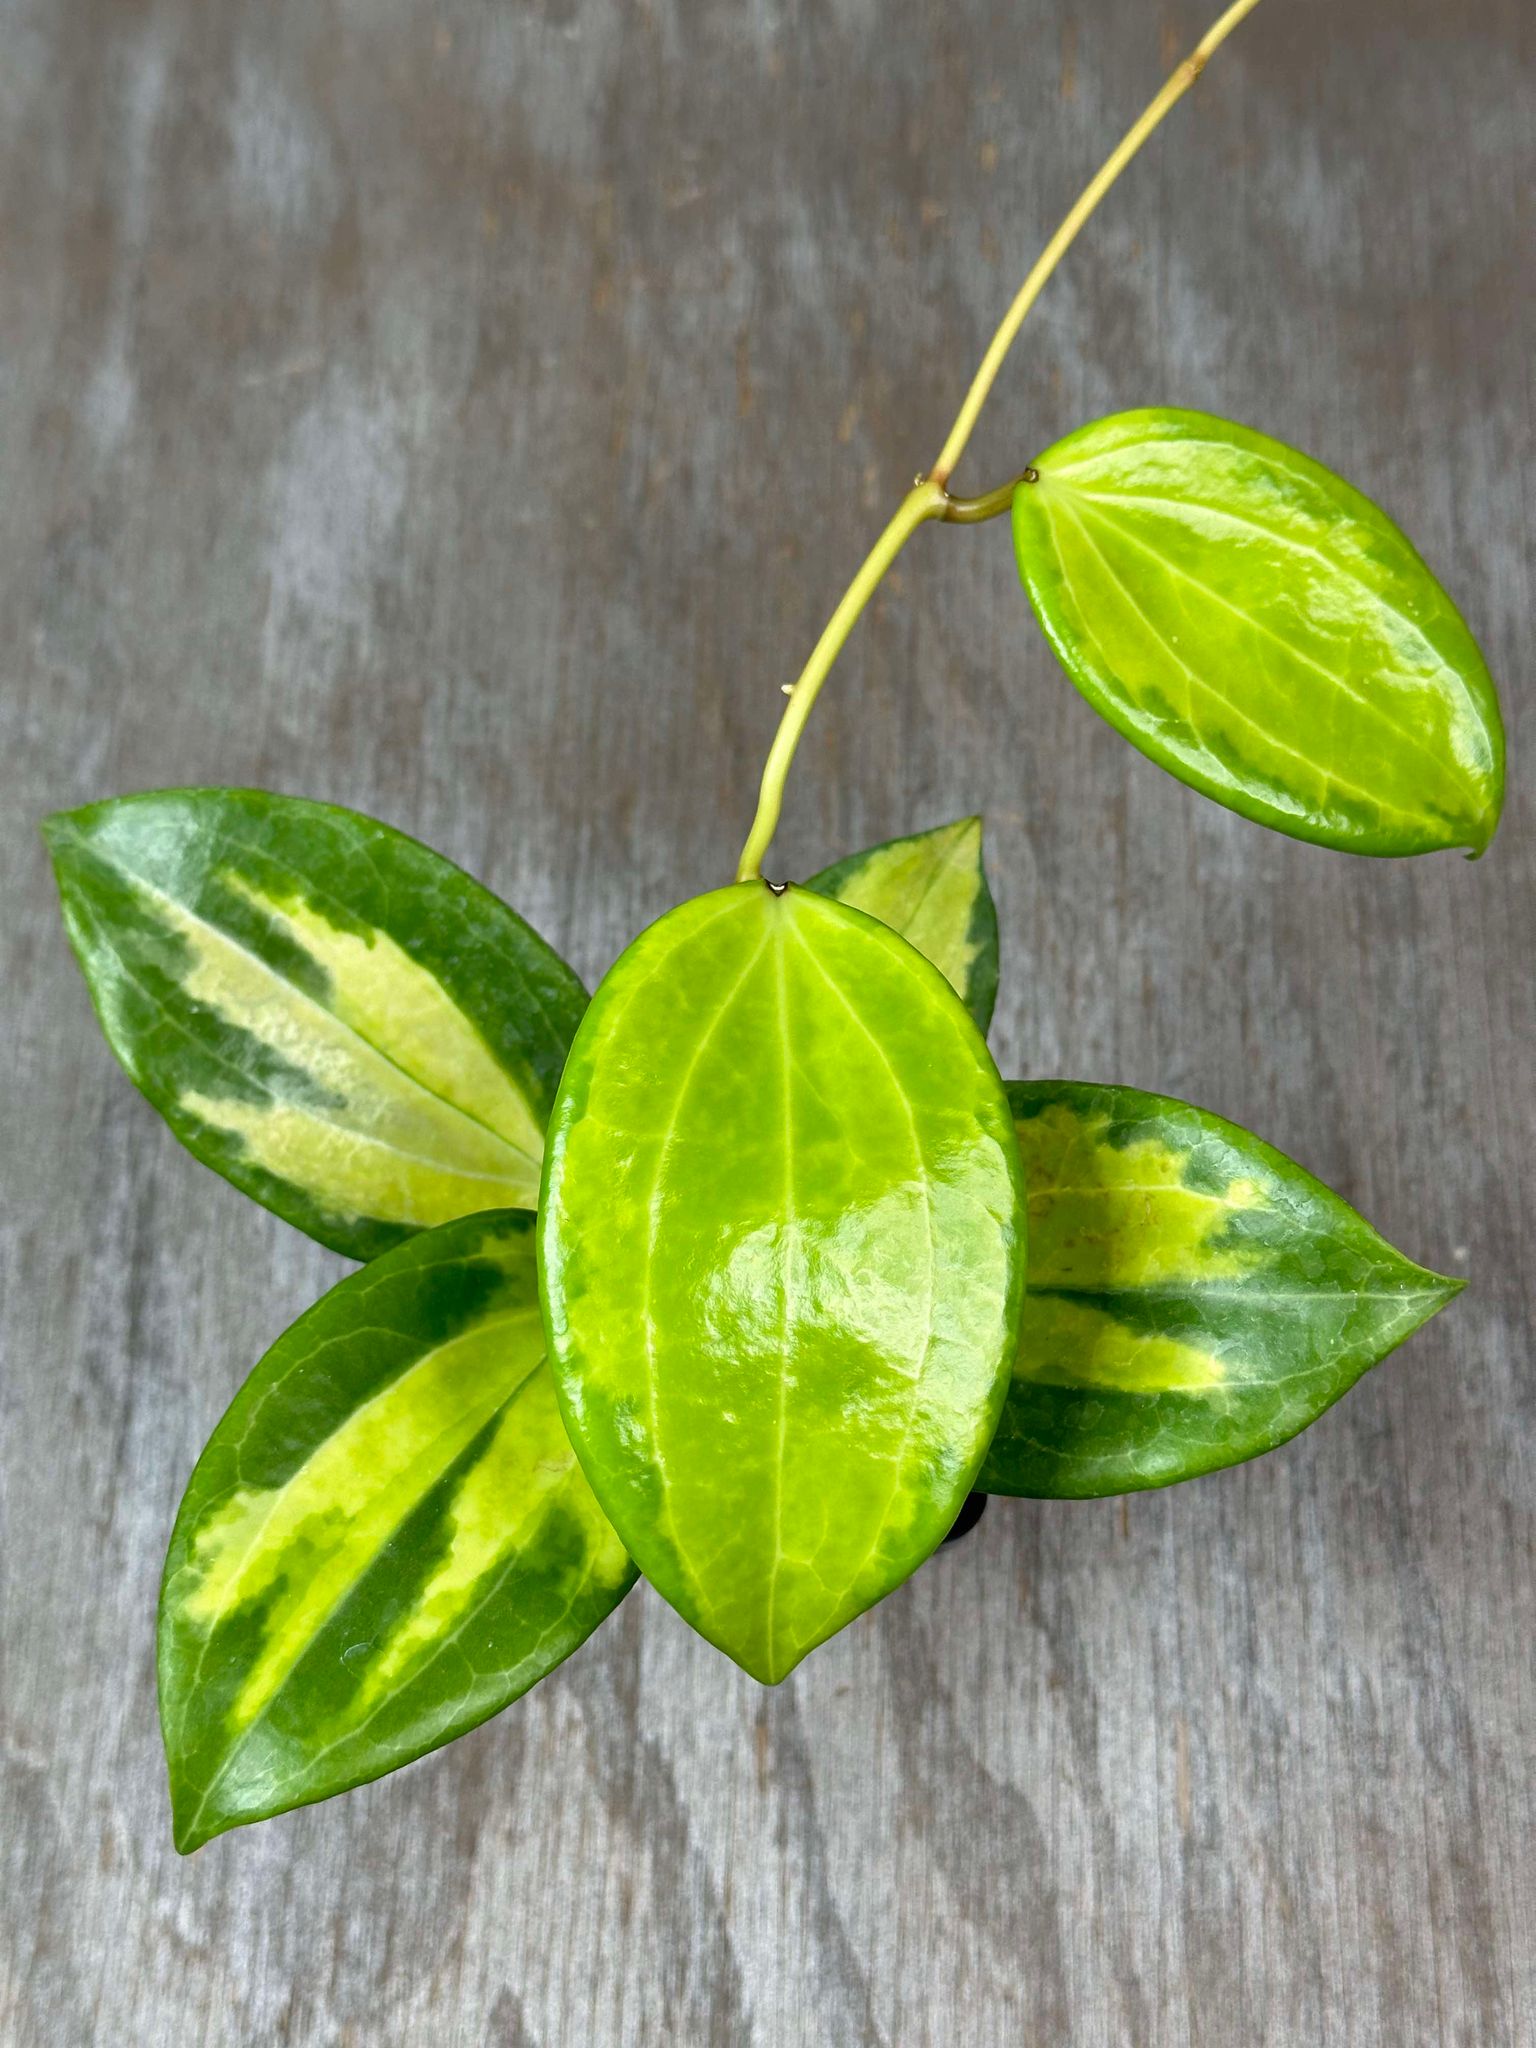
[44,790,588,1258]
[159,1210,635,1850]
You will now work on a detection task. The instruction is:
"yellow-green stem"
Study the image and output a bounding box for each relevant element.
[735,480,946,884]
[735,0,1265,883]
[929,0,1266,488]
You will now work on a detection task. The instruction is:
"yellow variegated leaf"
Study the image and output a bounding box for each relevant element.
[1013,410,1505,854]
[539,883,1023,1683]
[44,790,588,1258]
[159,1210,635,1850]
[808,817,999,1031]
[981,1081,1463,1497]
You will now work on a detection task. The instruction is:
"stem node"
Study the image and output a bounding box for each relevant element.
[732,0,1265,882]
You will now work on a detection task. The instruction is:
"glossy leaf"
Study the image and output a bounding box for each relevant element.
[44,790,587,1258]
[160,1210,634,1851]
[1013,409,1504,854]
[979,1080,1462,1499]
[539,883,1025,1683]
[808,816,1000,1032]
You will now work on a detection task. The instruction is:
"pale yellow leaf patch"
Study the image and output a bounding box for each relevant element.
[1022,1296,1227,1395]
[353,1370,629,1711]
[224,876,545,1164]
[177,1309,544,1731]
[179,1091,535,1234]
[1019,1102,1269,1291]
[828,818,985,1007]
[135,875,542,1224]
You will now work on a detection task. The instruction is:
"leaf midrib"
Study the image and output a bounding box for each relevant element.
[789,918,936,1662]
[1064,480,1437,647]
[1019,1287,1446,1398]
[76,896,532,1206]
[762,934,798,1677]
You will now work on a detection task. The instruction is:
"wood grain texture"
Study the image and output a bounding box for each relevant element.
[1,0,1531,2040]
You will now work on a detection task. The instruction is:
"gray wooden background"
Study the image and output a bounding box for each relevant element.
[2,0,1531,2041]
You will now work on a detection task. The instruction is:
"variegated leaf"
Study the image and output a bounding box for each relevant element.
[808,816,999,1033]
[979,1080,1462,1498]
[44,790,587,1258]
[1012,410,1505,855]
[539,883,1023,1683]
[159,1209,635,1851]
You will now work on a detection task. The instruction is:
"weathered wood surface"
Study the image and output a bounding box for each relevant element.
[2,0,1531,2040]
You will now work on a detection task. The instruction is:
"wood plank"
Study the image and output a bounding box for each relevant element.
[2,0,1531,2040]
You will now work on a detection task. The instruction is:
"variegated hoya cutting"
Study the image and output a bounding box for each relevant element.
[40,0,1503,1853]
[44,790,588,1258]
[159,1209,635,1851]
[980,1080,1462,1498]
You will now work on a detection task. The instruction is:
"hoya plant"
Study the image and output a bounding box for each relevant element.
[47,0,1503,1851]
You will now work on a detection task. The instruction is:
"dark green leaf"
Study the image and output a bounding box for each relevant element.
[808,816,1000,1032]
[160,1209,635,1852]
[979,1080,1462,1499]
[539,882,1025,1682]
[1012,409,1504,854]
[44,789,588,1258]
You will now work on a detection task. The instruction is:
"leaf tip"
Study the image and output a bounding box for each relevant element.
[1389,1264,1467,1348]
[747,1651,799,1688]
[168,1764,245,1854]
[38,807,78,858]
[169,1790,213,1857]
[1463,807,1500,860]
[708,1622,808,1687]
[956,813,986,860]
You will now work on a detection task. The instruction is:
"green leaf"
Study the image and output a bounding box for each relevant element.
[44,789,588,1259]
[160,1209,635,1852]
[979,1080,1462,1499]
[1012,409,1504,855]
[538,883,1025,1683]
[808,816,1000,1033]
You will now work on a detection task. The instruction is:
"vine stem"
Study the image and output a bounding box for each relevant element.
[734,0,1265,884]
[735,481,947,885]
